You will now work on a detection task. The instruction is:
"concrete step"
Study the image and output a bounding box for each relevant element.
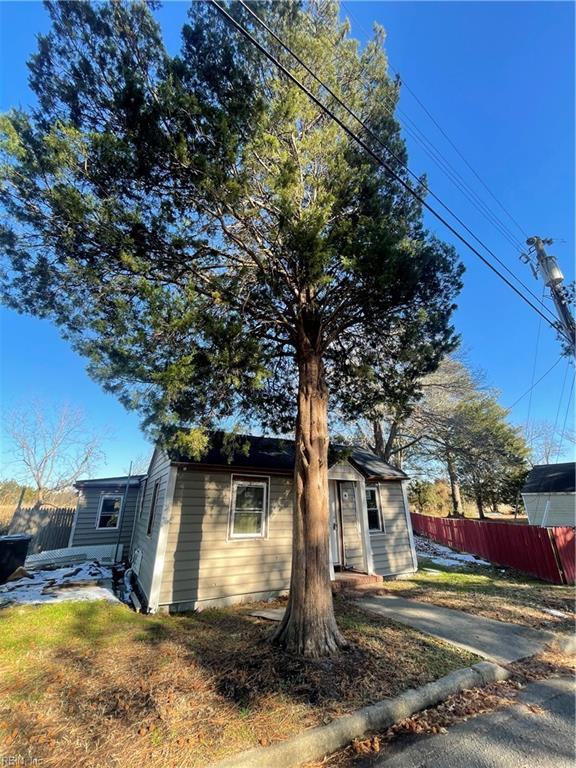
[332,571,384,591]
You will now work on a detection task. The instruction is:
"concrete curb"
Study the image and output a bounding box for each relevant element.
[206,661,509,768]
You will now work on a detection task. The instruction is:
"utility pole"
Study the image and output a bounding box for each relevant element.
[521,237,576,357]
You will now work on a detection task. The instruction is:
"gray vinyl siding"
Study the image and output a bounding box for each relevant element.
[522,493,576,527]
[71,484,140,549]
[131,448,172,603]
[370,481,415,576]
[329,461,361,481]
[159,468,293,609]
[340,481,364,570]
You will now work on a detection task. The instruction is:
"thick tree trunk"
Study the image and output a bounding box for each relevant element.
[373,419,386,457]
[374,418,401,467]
[475,485,485,519]
[273,349,346,657]
[446,452,463,517]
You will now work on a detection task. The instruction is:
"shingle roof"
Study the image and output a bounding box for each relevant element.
[347,446,407,480]
[167,431,407,481]
[522,462,576,494]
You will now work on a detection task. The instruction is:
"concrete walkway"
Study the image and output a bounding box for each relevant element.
[250,596,558,664]
[357,596,557,664]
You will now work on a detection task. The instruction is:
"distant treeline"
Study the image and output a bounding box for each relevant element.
[0,479,77,508]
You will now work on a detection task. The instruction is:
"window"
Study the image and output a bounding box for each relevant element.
[366,486,384,532]
[147,480,161,536]
[229,477,268,538]
[96,495,123,529]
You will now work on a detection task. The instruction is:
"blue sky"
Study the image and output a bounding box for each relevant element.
[0,1,574,478]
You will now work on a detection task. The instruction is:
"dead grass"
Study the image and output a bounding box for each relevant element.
[346,559,576,634]
[0,596,478,768]
[0,505,13,535]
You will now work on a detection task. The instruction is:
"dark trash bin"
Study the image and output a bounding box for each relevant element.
[0,534,32,583]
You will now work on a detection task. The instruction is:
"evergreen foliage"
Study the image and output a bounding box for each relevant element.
[1,0,463,655]
[0,0,462,445]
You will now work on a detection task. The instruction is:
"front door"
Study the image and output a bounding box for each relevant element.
[329,481,343,567]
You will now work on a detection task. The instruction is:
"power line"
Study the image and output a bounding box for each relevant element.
[555,374,575,462]
[235,0,556,325]
[525,287,545,434]
[507,356,563,410]
[339,0,527,252]
[340,0,529,244]
[214,0,566,339]
[552,359,570,438]
[360,81,526,253]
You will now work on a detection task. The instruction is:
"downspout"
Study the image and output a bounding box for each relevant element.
[67,489,80,547]
[114,462,132,564]
[541,497,551,528]
[127,476,145,562]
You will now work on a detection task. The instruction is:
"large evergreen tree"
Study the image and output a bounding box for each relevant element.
[452,397,529,518]
[0,0,463,655]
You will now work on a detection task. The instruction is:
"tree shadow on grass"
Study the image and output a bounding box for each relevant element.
[128,600,478,715]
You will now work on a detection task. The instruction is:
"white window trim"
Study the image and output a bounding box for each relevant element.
[366,484,386,533]
[228,476,269,540]
[95,494,123,530]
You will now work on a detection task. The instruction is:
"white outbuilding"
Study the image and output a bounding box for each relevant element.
[522,462,575,527]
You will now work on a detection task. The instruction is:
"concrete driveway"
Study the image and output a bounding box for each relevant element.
[372,676,575,768]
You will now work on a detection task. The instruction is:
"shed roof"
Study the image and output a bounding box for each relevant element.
[167,431,407,481]
[75,475,146,489]
[522,462,575,494]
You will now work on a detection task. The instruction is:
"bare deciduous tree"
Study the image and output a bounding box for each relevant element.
[4,401,104,505]
[123,454,153,477]
[524,420,575,466]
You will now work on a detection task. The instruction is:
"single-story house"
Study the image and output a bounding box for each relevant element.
[70,433,417,612]
[521,462,576,527]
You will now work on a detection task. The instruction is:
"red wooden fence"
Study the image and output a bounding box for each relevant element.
[552,526,576,585]
[410,513,575,585]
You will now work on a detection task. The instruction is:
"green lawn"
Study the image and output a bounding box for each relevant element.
[0,596,479,768]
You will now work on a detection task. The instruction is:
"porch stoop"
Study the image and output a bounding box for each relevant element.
[332,570,384,592]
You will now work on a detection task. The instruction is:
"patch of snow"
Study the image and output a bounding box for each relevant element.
[414,534,490,569]
[542,608,569,619]
[0,561,119,608]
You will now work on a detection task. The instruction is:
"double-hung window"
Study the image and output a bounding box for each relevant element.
[229,477,268,539]
[366,485,384,532]
[96,495,123,529]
